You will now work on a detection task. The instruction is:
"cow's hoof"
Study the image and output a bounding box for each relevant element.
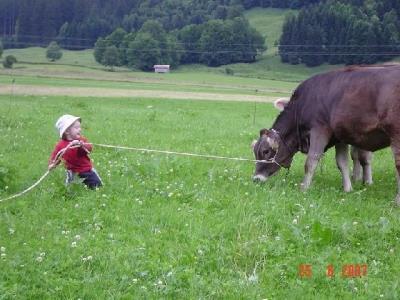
[395,195,400,206]
[300,182,308,192]
[364,179,373,185]
[343,186,352,193]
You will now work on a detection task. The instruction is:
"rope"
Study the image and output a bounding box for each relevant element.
[0,143,78,203]
[0,171,50,203]
[91,143,269,163]
[0,141,277,203]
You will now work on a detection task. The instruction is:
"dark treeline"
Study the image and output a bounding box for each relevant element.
[0,0,322,49]
[0,0,247,49]
[279,0,400,66]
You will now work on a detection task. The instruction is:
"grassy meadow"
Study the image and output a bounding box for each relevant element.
[1,7,400,298]
[1,93,400,298]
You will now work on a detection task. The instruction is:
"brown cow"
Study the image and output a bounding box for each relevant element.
[254,98,373,192]
[253,64,400,203]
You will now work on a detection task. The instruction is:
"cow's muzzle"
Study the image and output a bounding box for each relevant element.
[253,174,267,182]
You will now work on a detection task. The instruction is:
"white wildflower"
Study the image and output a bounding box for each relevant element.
[248,273,258,283]
[82,255,93,262]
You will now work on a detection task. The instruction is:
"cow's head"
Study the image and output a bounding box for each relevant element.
[252,128,290,181]
[252,98,293,182]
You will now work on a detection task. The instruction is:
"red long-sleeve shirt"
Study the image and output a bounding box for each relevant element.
[49,137,93,173]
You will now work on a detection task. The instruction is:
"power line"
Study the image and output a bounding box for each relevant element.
[4,34,400,48]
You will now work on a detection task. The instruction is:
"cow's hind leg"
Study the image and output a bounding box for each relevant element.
[358,149,373,185]
[351,147,373,184]
[301,128,331,191]
[390,142,400,205]
[351,146,362,182]
[336,142,352,192]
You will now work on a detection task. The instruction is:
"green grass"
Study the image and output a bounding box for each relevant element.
[1,95,400,298]
[3,47,103,68]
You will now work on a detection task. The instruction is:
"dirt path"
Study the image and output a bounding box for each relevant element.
[0,84,277,103]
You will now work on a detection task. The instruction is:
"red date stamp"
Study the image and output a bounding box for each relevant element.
[298,264,367,278]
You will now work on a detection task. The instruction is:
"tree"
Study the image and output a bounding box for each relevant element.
[94,38,108,64]
[3,55,17,68]
[0,39,3,59]
[46,41,63,62]
[199,20,232,66]
[126,20,181,71]
[178,24,203,64]
[102,45,120,71]
[126,32,161,71]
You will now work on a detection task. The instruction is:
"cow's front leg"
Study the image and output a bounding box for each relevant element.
[301,128,331,191]
[336,142,352,192]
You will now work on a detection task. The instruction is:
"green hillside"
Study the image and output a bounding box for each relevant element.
[244,8,295,55]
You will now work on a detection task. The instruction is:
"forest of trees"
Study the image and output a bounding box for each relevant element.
[1,0,399,68]
[279,0,400,66]
[0,0,329,49]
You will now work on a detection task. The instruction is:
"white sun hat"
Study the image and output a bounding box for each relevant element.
[55,114,81,138]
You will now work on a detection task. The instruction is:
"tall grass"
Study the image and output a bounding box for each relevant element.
[1,95,399,298]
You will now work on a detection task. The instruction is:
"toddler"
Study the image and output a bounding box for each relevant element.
[48,114,102,189]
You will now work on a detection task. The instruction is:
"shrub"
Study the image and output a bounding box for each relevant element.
[2,55,17,68]
[46,41,63,62]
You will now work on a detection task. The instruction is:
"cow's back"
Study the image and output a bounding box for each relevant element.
[296,65,400,151]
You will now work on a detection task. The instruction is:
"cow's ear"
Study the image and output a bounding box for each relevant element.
[259,128,269,137]
[251,139,257,150]
[274,98,289,111]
